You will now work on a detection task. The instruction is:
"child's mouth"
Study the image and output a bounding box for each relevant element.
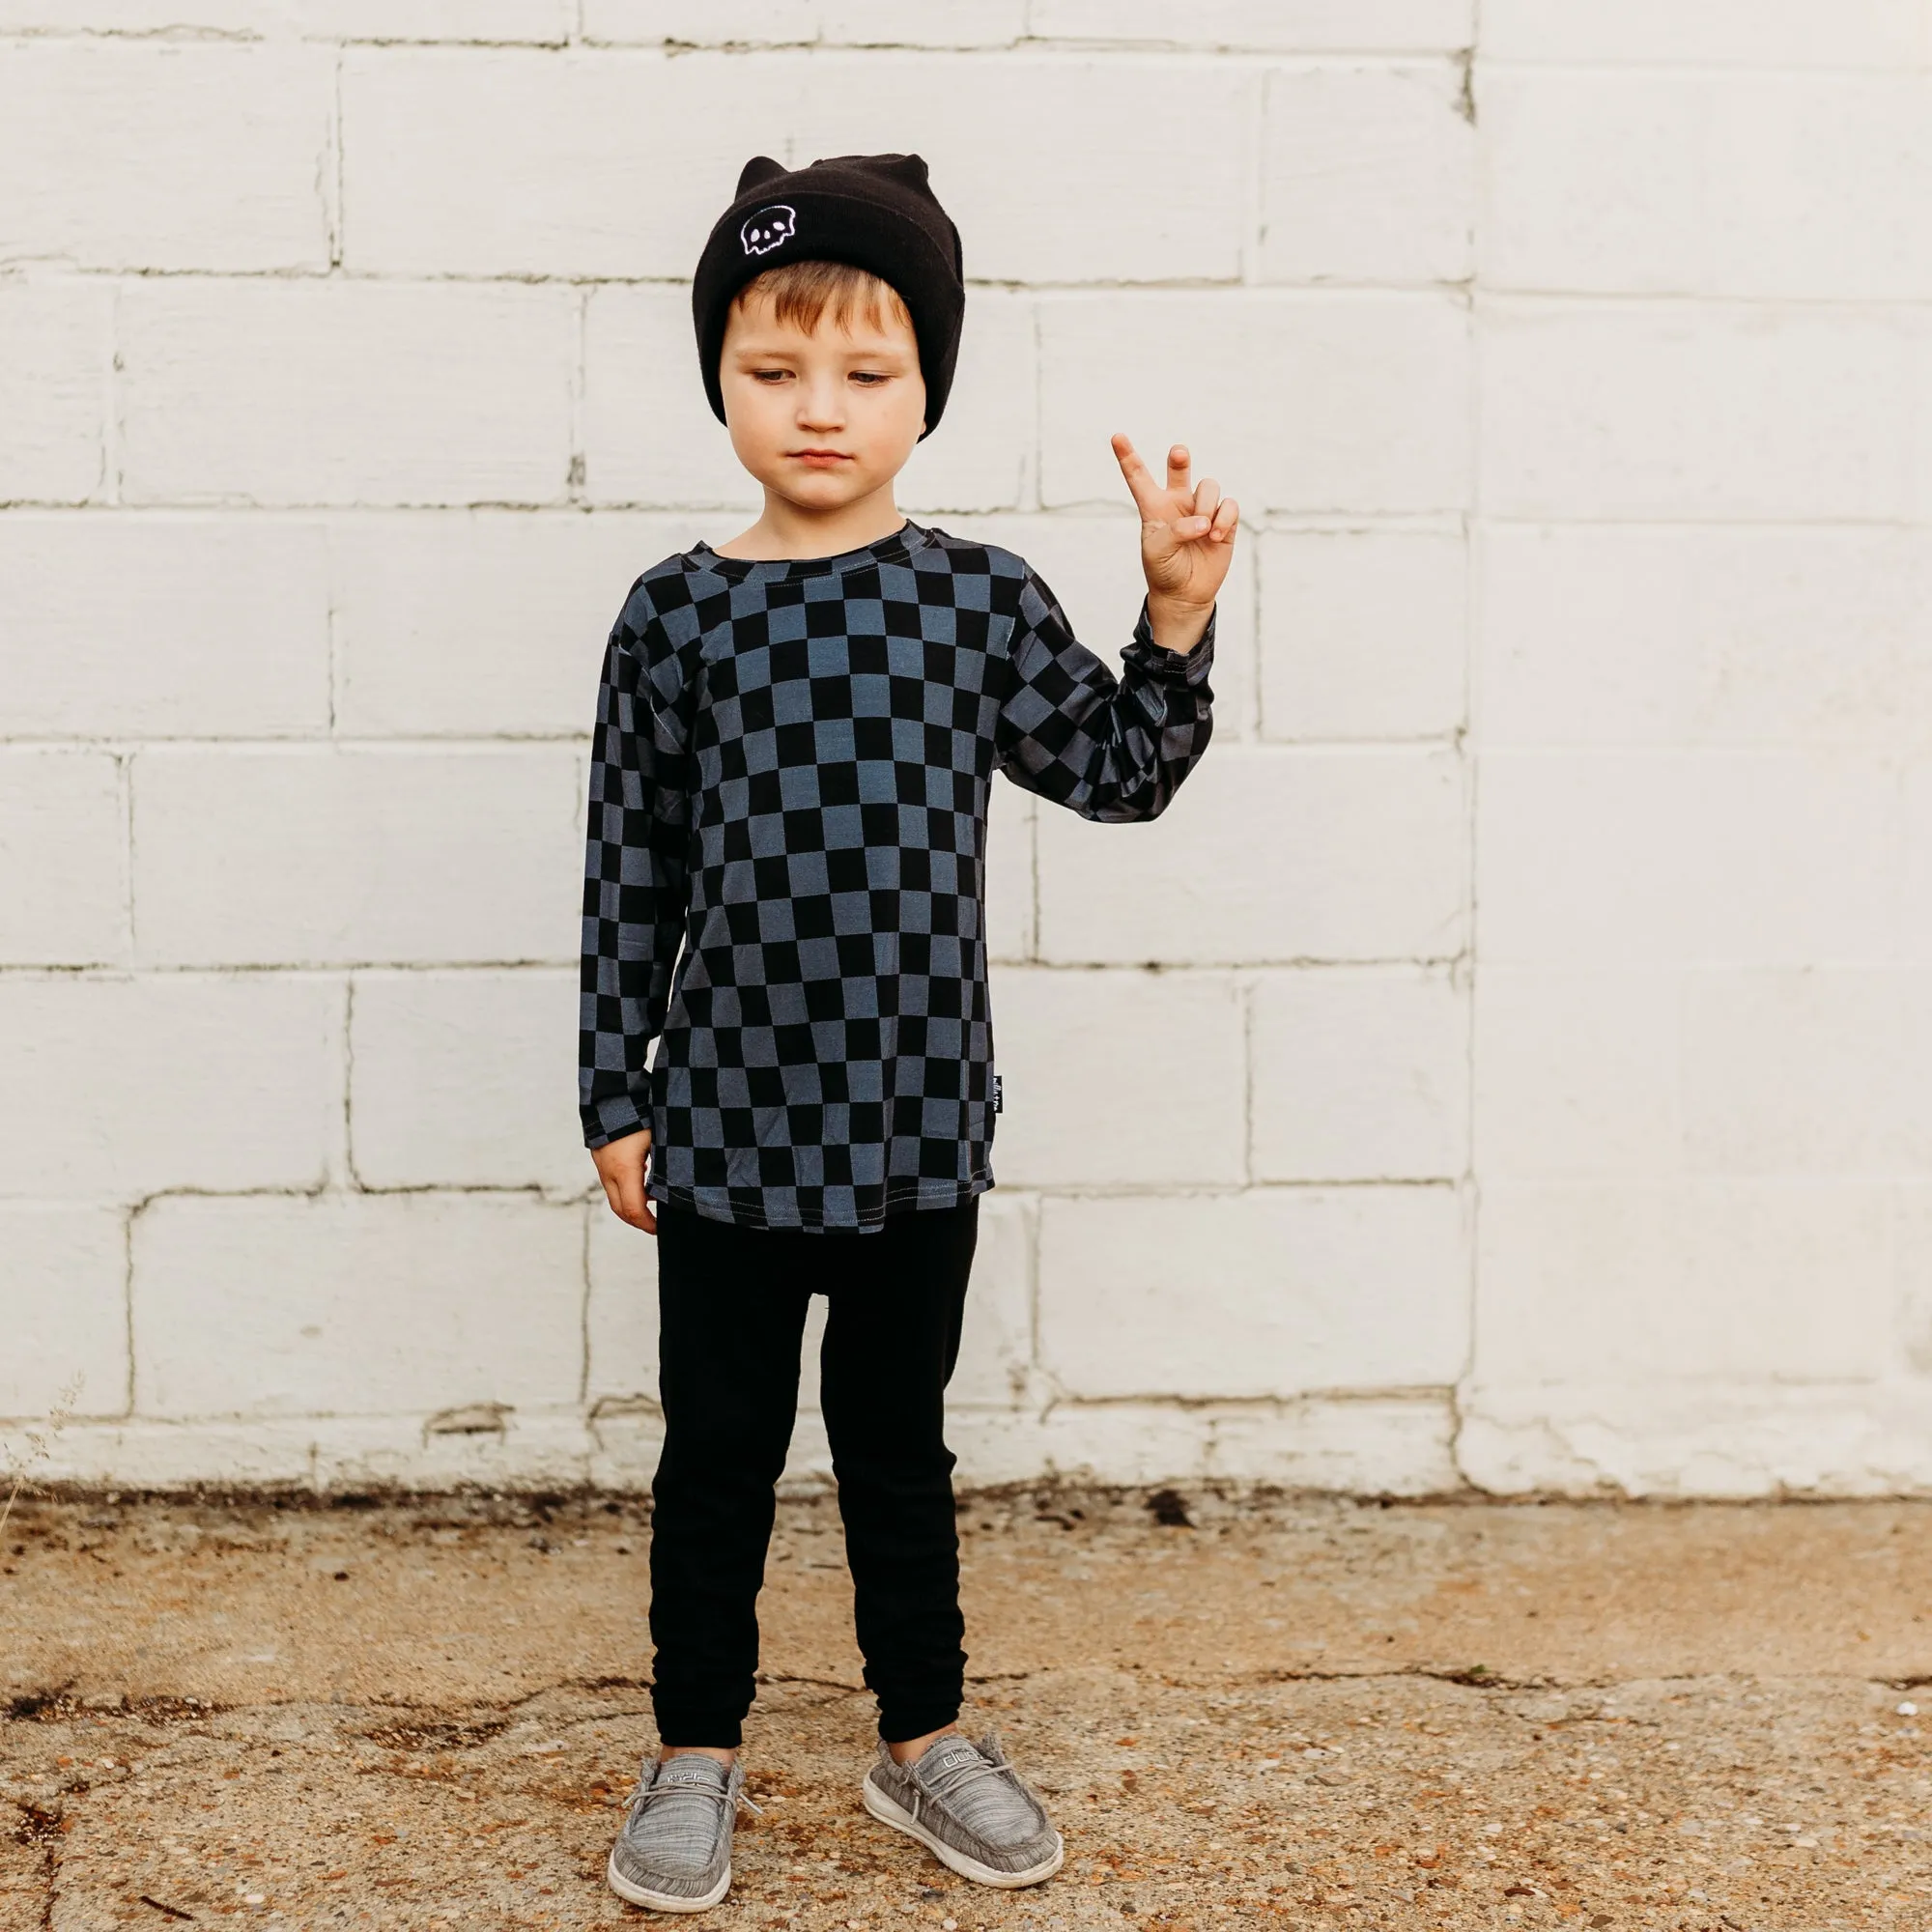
[792,449,851,466]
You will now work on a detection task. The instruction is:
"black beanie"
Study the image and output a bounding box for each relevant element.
[692,153,965,440]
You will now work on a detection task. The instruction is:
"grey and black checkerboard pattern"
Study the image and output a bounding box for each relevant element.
[579,520,1215,1232]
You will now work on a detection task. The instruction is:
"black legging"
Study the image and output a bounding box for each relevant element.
[647,1198,979,1748]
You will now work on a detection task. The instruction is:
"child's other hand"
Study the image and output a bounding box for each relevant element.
[591,1130,657,1234]
[1111,433,1238,652]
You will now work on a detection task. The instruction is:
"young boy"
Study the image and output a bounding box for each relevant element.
[580,152,1236,1913]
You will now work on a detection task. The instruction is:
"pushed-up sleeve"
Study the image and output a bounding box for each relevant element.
[994,563,1215,823]
[578,595,694,1149]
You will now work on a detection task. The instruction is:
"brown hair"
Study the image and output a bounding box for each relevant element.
[731,258,914,338]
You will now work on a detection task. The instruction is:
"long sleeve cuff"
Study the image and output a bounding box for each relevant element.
[1123,596,1216,686]
[582,1094,651,1151]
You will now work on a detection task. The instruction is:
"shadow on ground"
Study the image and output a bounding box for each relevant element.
[4,1491,1929,1929]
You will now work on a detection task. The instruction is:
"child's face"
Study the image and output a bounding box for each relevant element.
[718,286,927,511]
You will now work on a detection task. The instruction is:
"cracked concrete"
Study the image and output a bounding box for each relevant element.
[4,1491,1931,1929]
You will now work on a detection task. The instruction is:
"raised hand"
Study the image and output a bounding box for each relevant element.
[1112,433,1239,651]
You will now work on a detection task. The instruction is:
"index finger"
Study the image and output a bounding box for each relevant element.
[1110,432,1165,519]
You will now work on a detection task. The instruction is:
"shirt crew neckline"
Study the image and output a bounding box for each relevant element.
[689,520,926,581]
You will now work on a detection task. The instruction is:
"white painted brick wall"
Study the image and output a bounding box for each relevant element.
[8,6,1929,1500]
[0,277,111,503]
[1,516,332,738]
[0,41,333,272]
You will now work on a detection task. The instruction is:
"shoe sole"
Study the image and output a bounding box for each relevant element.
[862,1771,1065,1889]
[604,1846,731,1913]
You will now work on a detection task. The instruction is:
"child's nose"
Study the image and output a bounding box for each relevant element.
[796,380,845,429]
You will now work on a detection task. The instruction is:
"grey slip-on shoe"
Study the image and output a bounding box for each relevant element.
[862,1730,1065,1888]
[607,1752,757,1913]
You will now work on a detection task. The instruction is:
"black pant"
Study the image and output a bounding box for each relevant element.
[648,1198,979,1748]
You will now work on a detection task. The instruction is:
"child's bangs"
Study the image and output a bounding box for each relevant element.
[737,259,913,338]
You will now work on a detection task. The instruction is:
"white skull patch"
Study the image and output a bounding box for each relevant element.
[740,204,797,257]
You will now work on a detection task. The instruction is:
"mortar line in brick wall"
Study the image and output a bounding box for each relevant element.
[101,280,121,507]
[1,731,1465,754]
[0,953,1473,979]
[327,46,344,271]
[0,961,577,981]
[1453,0,1486,1480]
[1039,1385,1456,1410]
[341,974,360,1191]
[35,266,1501,297]
[1026,1179,1465,1201]
[0,506,1497,535]
[567,288,587,503]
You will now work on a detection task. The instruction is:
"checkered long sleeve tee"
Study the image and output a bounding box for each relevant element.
[579,519,1215,1232]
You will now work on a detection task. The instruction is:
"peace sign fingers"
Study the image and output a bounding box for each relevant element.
[1111,431,1169,521]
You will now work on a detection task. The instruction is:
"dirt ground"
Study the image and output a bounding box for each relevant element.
[3,1489,1930,1932]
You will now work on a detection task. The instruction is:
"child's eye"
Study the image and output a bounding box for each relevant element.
[752,368,792,384]
[850,372,890,386]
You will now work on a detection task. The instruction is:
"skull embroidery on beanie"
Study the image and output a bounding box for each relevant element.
[739,204,796,257]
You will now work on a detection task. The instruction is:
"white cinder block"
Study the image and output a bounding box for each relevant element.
[0,517,329,740]
[1037,1187,1468,1398]
[940,510,1258,742]
[0,974,338,1200]
[1477,752,1900,967]
[1902,763,1932,965]
[330,511,691,738]
[350,970,583,1191]
[778,57,1251,286]
[1680,969,1924,1178]
[1892,1184,1932,1379]
[892,293,1035,513]
[1040,293,1469,513]
[1258,529,1464,741]
[341,48,784,279]
[1483,71,1932,302]
[582,285,764,512]
[950,1190,1034,1406]
[1251,966,1467,1181]
[1032,0,1473,51]
[583,285,1033,512]
[984,779,1035,963]
[347,49,1245,285]
[1036,746,1468,965]
[119,281,576,508]
[0,751,127,966]
[1478,525,1932,749]
[1474,1179,1892,1384]
[0,42,330,273]
[133,747,583,967]
[1480,298,1927,521]
[987,968,1247,1186]
[1472,969,1681,1179]
[0,1206,127,1418]
[0,277,108,504]
[1260,63,1473,286]
[586,1203,659,1404]
[133,1192,583,1417]
[1478,0,1927,66]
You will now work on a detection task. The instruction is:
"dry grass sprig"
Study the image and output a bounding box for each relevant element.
[0,1374,83,1540]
